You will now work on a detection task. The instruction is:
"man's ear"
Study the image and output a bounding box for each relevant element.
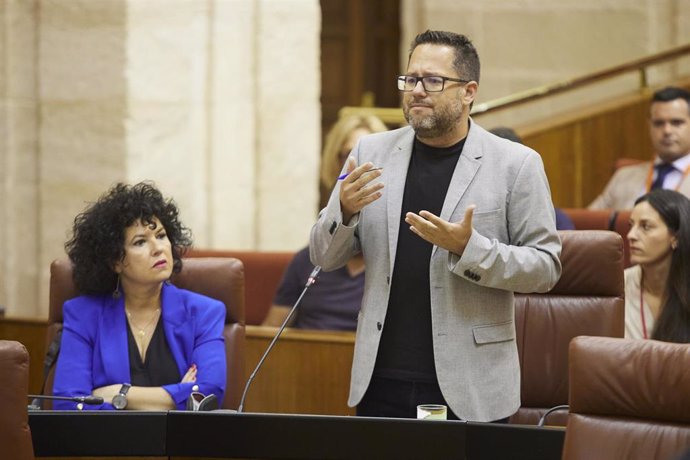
[462,81,478,106]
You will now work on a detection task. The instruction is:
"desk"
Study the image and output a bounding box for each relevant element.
[244,326,355,415]
[30,411,565,459]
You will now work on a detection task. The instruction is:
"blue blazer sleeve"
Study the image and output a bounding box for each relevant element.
[52,296,110,410]
[161,289,227,409]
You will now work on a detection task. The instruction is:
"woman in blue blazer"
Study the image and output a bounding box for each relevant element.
[53,182,226,410]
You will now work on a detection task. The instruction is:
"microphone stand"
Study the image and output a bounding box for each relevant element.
[28,394,105,411]
[237,265,321,413]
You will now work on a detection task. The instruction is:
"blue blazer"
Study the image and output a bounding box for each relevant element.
[53,283,226,410]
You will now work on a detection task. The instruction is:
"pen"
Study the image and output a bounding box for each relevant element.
[338,168,382,181]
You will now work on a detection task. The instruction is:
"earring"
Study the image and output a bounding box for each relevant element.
[112,275,122,299]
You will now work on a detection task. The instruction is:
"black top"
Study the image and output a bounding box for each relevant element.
[374,137,465,381]
[127,317,181,386]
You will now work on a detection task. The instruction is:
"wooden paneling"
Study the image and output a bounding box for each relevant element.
[321,0,401,136]
[0,316,48,394]
[517,78,690,208]
[243,325,355,416]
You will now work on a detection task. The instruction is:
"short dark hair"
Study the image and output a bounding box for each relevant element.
[652,86,690,115]
[634,189,690,343]
[65,182,192,294]
[409,30,480,83]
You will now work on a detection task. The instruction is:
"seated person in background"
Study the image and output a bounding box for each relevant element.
[53,182,226,410]
[625,189,690,342]
[489,126,575,230]
[589,86,690,210]
[262,115,387,330]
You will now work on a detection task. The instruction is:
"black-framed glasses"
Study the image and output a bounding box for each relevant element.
[397,75,469,92]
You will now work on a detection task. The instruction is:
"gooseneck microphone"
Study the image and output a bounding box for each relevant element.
[28,394,104,410]
[237,265,322,413]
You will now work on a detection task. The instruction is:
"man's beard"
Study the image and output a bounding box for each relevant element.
[403,98,464,138]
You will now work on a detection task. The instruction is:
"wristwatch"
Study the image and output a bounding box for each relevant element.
[112,383,131,410]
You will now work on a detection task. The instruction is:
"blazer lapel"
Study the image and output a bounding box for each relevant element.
[100,296,131,383]
[161,283,192,375]
[432,119,483,257]
[386,129,415,275]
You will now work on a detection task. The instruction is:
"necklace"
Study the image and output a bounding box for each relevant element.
[640,272,648,340]
[126,308,161,338]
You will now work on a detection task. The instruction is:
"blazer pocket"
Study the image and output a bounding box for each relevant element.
[472,321,515,344]
[472,208,501,217]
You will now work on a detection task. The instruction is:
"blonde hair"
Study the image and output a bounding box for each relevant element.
[320,115,388,190]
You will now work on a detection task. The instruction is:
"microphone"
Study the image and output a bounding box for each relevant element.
[28,394,104,410]
[237,265,322,413]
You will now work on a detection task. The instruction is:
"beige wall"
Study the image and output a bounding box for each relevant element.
[401,0,690,128]
[0,0,320,316]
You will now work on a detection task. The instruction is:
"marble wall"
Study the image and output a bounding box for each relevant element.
[1,0,320,316]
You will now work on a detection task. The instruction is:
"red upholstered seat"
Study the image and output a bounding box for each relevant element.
[562,336,690,460]
[188,250,294,325]
[510,230,625,426]
[0,340,35,460]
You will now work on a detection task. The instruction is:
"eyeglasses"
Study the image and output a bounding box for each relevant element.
[397,75,469,92]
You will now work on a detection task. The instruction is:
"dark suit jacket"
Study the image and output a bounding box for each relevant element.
[53,283,226,410]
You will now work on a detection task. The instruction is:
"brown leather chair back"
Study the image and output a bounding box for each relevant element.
[561,208,615,231]
[612,209,633,268]
[562,336,690,460]
[188,249,294,325]
[45,257,246,410]
[0,340,35,460]
[511,230,625,426]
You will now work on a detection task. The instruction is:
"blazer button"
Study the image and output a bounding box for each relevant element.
[463,269,471,277]
[377,322,382,331]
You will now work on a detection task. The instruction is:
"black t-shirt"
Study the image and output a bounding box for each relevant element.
[127,317,181,387]
[374,136,465,381]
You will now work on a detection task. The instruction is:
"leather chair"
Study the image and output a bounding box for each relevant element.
[188,249,294,325]
[561,208,615,231]
[611,209,633,268]
[510,230,625,426]
[562,336,690,460]
[44,257,245,410]
[0,340,35,460]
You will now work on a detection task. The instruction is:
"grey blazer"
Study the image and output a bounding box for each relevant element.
[310,121,562,421]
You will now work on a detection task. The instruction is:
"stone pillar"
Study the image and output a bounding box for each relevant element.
[255,0,321,250]
[1,0,321,316]
[0,0,40,316]
[38,0,129,313]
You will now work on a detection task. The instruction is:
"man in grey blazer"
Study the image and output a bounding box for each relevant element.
[589,86,690,209]
[310,30,562,422]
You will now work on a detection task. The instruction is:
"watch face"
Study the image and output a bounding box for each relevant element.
[112,394,127,410]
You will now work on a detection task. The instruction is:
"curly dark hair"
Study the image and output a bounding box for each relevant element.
[65,182,193,294]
